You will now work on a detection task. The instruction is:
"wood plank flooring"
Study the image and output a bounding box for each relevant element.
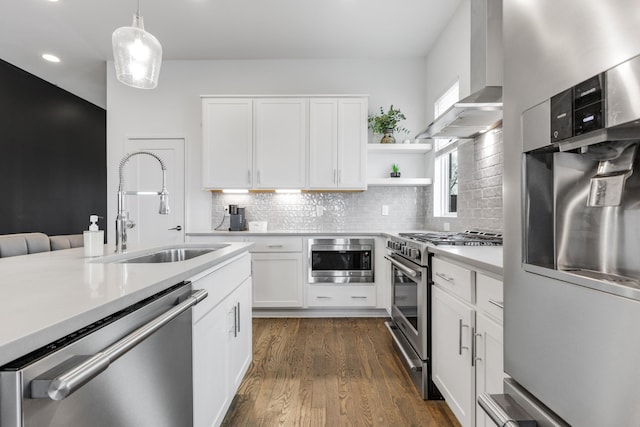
[221,318,461,427]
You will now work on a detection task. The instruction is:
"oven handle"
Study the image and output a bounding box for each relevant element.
[384,321,422,372]
[384,255,418,278]
[31,289,208,401]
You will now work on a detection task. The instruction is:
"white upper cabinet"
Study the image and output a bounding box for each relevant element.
[309,99,338,188]
[309,97,367,190]
[202,98,253,189]
[254,98,307,189]
[202,95,366,190]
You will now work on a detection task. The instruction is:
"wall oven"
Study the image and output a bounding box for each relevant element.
[308,238,374,283]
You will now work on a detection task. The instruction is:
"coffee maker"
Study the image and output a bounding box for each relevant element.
[228,205,246,231]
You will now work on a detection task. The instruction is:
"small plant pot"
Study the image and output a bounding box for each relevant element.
[390,172,401,178]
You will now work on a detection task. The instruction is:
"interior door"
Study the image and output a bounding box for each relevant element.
[125,138,185,249]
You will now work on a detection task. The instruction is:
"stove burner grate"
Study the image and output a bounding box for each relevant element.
[399,230,503,246]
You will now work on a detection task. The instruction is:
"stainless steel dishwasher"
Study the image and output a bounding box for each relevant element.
[0,282,207,427]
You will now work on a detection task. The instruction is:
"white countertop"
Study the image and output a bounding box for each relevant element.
[428,245,503,276]
[0,242,253,366]
[189,229,504,275]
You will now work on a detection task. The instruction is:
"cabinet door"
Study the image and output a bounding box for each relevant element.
[202,98,253,189]
[228,277,253,391]
[432,286,475,427]
[337,98,367,189]
[254,98,306,188]
[475,313,505,427]
[193,300,231,427]
[251,252,303,307]
[308,98,338,189]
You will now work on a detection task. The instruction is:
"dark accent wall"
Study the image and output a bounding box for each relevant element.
[0,59,106,236]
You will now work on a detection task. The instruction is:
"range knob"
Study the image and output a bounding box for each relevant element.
[410,248,421,259]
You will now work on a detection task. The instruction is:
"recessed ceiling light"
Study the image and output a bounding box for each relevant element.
[42,54,60,63]
[47,0,59,2]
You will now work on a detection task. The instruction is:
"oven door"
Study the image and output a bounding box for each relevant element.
[386,253,428,359]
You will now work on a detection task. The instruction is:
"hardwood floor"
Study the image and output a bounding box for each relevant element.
[221,318,461,427]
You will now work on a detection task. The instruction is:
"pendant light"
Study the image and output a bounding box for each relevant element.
[112,0,162,89]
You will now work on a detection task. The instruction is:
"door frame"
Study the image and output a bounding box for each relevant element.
[121,134,188,247]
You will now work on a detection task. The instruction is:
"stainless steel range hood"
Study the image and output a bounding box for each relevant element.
[416,0,503,140]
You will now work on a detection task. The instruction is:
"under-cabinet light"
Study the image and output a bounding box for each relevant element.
[222,189,249,194]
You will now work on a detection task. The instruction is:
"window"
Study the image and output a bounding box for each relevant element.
[433,81,459,217]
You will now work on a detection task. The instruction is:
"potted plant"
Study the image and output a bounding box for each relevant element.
[390,163,401,178]
[368,105,409,144]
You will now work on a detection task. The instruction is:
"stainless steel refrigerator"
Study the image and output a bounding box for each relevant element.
[485,1,640,426]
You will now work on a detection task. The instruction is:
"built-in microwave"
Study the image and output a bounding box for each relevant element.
[308,238,374,283]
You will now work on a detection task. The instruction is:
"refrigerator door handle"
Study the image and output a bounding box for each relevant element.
[478,393,537,427]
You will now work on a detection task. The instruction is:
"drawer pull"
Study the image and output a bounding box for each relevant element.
[436,272,454,282]
[267,244,284,248]
[316,296,332,299]
[351,296,367,299]
[488,299,504,309]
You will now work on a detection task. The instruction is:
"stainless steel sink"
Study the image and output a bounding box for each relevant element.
[120,248,218,263]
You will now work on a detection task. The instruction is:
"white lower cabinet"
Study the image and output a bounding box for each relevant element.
[252,252,303,307]
[432,256,505,427]
[250,236,303,308]
[432,285,475,427]
[192,254,252,427]
[475,312,505,427]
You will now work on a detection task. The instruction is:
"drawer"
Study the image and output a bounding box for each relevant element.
[192,253,252,322]
[250,236,302,253]
[307,285,376,307]
[476,273,504,323]
[432,257,474,303]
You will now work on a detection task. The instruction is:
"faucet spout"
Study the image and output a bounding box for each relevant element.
[116,151,170,253]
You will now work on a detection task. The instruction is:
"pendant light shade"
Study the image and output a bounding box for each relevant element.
[112,12,162,89]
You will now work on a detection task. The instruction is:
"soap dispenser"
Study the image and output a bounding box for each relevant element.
[84,215,104,257]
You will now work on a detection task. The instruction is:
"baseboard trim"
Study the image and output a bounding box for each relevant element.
[252,308,389,318]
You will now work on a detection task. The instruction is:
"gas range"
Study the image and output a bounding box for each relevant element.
[386,230,503,266]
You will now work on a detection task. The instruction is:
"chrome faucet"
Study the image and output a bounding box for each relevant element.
[116,151,170,253]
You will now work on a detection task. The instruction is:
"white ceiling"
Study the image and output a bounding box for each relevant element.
[0,0,462,108]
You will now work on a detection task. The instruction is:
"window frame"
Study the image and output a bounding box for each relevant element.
[433,80,460,218]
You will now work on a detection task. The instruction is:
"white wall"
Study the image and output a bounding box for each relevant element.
[106,58,427,237]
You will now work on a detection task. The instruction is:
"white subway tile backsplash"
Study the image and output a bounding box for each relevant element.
[424,129,504,233]
[210,186,428,232]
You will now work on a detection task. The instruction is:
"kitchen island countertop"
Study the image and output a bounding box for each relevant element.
[0,242,253,366]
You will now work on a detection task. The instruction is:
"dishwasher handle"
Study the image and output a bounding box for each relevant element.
[31,289,208,401]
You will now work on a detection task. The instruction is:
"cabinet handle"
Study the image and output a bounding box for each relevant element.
[316,296,332,299]
[436,272,454,283]
[473,329,482,367]
[232,305,238,338]
[351,296,367,299]
[267,244,284,248]
[333,169,337,184]
[459,319,469,355]
[488,299,504,309]
[257,170,261,184]
[247,169,251,184]
[236,302,241,333]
